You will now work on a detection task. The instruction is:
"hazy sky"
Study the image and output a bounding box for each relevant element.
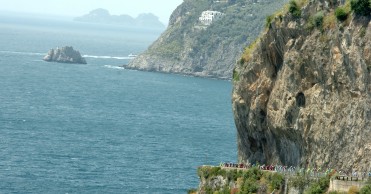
[0,0,184,24]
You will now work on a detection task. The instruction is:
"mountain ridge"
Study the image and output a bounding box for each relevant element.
[74,8,165,29]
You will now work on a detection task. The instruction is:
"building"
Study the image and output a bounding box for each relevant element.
[213,0,229,2]
[199,10,224,26]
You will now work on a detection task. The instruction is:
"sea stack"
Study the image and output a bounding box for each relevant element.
[43,46,87,64]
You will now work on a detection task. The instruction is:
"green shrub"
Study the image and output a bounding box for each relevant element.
[244,167,263,181]
[306,184,324,194]
[335,7,349,21]
[305,16,315,31]
[266,14,274,28]
[350,0,371,16]
[239,57,245,65]
[226,169,239,181]
[233,68,240,82]
[323,14,337,30]
[198,166,226,180]
[242,178,259,193]
[304,176,330,194]
[289,0,302,18]
[360,184,371,194]
[268,173,284,190]
[290,173,310,193]
[314,11,324,28]
[219,186,230,194]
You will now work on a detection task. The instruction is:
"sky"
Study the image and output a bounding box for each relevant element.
[0,0,184,24]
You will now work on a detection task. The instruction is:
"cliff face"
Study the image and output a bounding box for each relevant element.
[232,0,370,171]
[127,0,288,79]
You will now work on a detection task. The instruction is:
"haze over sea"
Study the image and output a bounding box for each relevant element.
[0,14,236,193]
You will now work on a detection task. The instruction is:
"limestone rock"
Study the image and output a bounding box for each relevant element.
[232,0,370,172]
[43,46,87,64]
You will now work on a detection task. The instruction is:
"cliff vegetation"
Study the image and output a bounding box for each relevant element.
[191,166,371,193]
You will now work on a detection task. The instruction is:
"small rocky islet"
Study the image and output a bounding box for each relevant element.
[43,46,87,64]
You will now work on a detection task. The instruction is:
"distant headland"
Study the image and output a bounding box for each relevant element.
[74,8,166,29]
[43,46,87,64]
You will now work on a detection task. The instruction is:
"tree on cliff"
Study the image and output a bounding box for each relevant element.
[351,0,371,15]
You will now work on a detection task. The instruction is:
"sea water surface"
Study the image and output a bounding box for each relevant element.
[0,14,236,193]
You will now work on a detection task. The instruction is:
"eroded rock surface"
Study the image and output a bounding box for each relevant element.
[232,0,370,171]
[43,46,87,64]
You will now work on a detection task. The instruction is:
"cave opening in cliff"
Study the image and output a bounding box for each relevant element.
[296,92,306,107]
[259,109,267,123]
[248,136,258,152]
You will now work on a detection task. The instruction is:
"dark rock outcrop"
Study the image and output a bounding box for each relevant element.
[232,0,370,171]
[43,46,87,64]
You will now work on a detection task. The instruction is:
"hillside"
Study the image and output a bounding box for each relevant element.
[233,0,370,172]
[126,0,288,79]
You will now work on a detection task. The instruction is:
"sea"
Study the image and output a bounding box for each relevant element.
[0,13,236,193]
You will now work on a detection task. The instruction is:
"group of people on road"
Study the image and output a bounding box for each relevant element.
[220,162,371,178]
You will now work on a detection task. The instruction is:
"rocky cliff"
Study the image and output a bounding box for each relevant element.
[232,0,370,171]
[43,46,87,64]
[127,0,288,79]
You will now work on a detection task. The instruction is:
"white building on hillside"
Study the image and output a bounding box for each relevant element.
[199,10,224,26]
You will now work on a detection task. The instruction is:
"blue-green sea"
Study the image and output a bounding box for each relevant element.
[0,14,236,193]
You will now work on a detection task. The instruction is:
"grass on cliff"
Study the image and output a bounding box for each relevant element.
[233,68,240,82]
[351,0,371,16]
[240,38,260,64]
[264,0,309,28]
[289,0,302,18]
[243,0,310,65]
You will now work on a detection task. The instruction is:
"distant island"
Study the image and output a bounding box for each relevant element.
[43,46,87,64]
[74,8,166,29]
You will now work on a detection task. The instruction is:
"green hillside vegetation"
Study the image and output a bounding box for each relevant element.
[139,0,288,77]
[194,166,285,194]
[193,168,371,193]
[150,0,288,55]
[191,166,338,194]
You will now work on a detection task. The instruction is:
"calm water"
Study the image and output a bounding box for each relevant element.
[0,14,236,193]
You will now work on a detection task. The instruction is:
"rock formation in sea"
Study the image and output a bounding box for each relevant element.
[232,0,370,171]
[43,46,87,64]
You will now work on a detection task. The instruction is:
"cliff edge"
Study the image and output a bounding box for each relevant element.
[232,0,370,171]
